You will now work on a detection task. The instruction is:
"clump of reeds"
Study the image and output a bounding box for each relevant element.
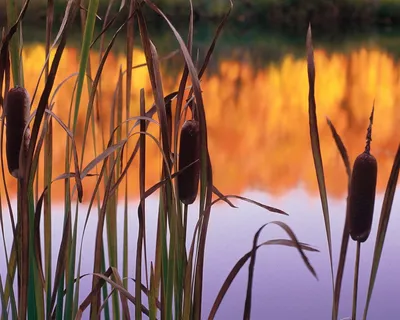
[5,86,30,178]
[178,119,200,205]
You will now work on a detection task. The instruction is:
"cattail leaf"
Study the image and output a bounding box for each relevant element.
[212,185,237,208]
[136,10,171,172]
[327,118,352,320]
[49,206,71,314]
[30,0,80,107]
[71,0,98,139]
[77,134,124,319]
[306,24,334,288]
[196,0,233,81]
[111,92,178,195]
[44,0,55,314]
[4,0,31,87]
[363,144,400,319]
[43,109,83,202]
[76,267,113,319]
[33,188,46,289]
[326,118,351,179]
[136,89,146,320]
[173,0,194,171]
[77,268,150,318]
[110,268,130,320]
[126,277,161,308]
[243,223,268,320]
[90,152,118,318]
[80,9,135,171]
[209,194,288,215]
[244,221,318,320]
[123,0,135,294]
[0,92,13,241]
[209,238,318,320]
[0,29,17,317]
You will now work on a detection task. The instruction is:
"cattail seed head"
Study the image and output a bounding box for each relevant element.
[178,120,200,205]
[5,86,31,179]
[348,105,377,243]
[348,151,377,242]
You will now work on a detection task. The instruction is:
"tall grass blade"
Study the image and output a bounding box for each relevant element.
[243,221,318,320]
[6,0,27,87]
[0,29,17,316]
[78,269,151,318]
[173,0,194,171]
[211,186,237,208]
[111,267,130,319]
[209,195,288,214]
[90,156,119,318]
[44,1,54,316]
[124,0,135,292]
[136,88,146,320]
[327,118,352,320]
[49,208,71,314]
[306,24,334,288]
[209,238,318,320]
[363,144,400,319]
[72,0,99,135]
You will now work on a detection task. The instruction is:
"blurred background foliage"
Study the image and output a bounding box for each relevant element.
[2,0,400,30]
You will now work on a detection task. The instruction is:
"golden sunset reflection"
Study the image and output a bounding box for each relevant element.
[1,44,399,201]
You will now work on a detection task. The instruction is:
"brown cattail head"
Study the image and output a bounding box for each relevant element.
[178,120,200,205]
[5,86,31,179]
[348,105,377,242]
[348,152,377,242]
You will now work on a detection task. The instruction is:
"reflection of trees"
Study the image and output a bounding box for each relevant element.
[2,44,399,201]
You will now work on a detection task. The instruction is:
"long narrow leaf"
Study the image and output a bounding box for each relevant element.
[363,145,400,319]
[306,24,334,289]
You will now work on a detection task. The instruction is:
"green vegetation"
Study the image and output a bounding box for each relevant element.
[0,0,399,320]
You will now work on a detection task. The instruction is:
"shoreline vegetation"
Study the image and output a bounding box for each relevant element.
[2,0,400,30]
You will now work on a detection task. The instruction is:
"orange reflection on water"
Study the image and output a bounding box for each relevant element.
[1,44,399,201]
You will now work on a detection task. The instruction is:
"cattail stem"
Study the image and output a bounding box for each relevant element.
[16,177,22,296]
[183,204,188,250]
[352,241,361,320]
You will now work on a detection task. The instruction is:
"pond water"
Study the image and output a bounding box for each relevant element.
[1,25,400,319]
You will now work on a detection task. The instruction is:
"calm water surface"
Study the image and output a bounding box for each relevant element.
[1,28,400,319]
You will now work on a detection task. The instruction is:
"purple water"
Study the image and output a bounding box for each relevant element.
[2,186,399,319]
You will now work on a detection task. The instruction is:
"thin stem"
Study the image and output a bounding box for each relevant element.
[183,204,188,250]
[352,241,361,320]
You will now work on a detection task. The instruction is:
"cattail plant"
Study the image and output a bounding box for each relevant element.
[5,86,31,179]
[348,106,377,320]
[178,119,200,205]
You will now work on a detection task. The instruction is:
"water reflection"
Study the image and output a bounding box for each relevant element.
[1,44,399,200]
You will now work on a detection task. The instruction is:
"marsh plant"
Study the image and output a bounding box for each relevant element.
[0,1,399,320]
